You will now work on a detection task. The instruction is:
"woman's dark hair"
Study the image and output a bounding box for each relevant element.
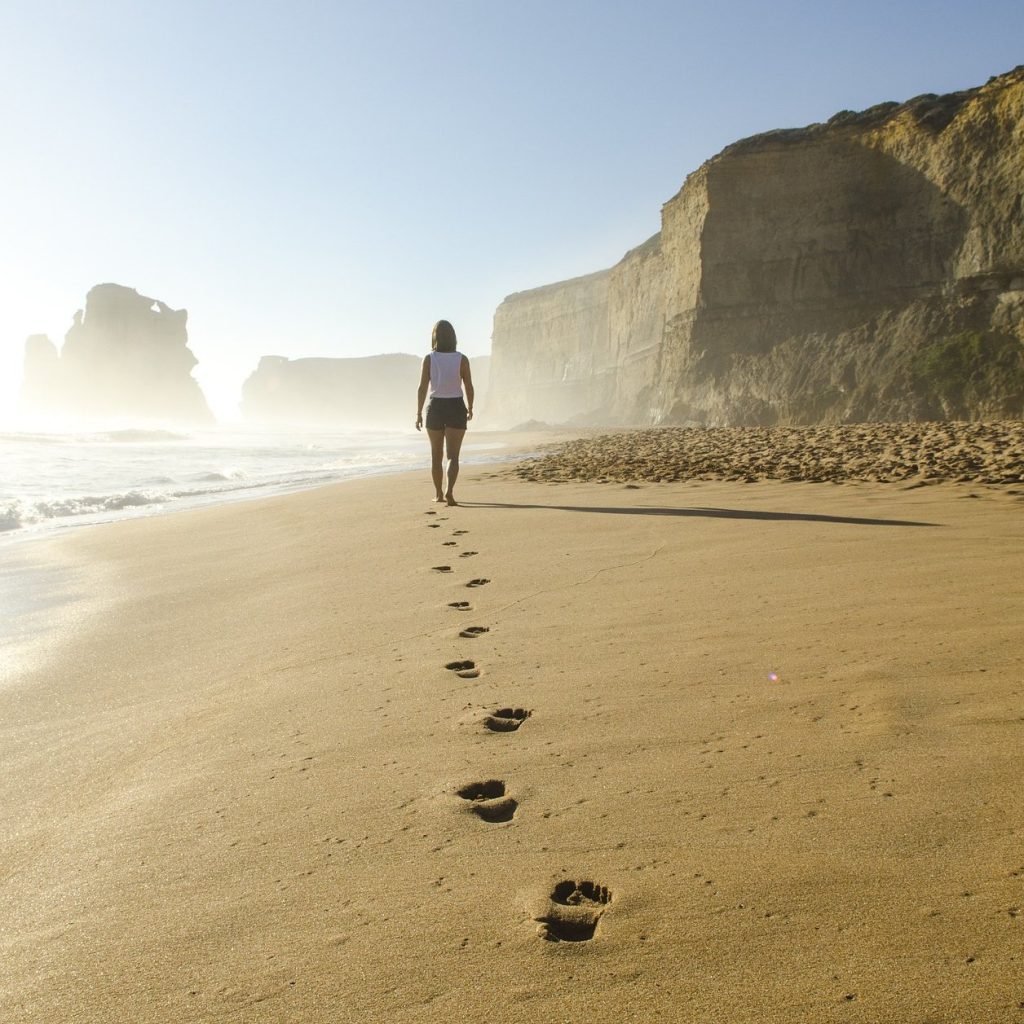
[432,320,457,352]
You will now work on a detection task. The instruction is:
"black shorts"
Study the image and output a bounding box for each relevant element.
[425,397,468,431]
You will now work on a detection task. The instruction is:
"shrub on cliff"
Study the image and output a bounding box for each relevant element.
[912,331,1024,418]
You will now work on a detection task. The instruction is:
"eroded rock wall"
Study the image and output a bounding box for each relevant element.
[488,270,611,425]
[489,67,1024,426]
[606,233,668,422]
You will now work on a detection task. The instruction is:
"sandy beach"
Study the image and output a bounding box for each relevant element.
[2,433,1023,1022]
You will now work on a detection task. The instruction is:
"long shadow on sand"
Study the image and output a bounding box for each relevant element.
[459,502,938,528]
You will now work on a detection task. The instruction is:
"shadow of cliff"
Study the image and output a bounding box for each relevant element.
[459,501,938,528]
[659,137,973,425]
[697,139,970,351]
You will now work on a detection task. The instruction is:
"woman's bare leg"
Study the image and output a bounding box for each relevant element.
[427,429,445,501]
[444,428,466,505]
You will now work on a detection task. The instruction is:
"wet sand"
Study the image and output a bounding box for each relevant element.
[1,457,1022,1022]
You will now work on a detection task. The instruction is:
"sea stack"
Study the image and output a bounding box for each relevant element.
[21,283,214,423]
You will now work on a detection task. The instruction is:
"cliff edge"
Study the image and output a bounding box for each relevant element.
[489,67,1024,426]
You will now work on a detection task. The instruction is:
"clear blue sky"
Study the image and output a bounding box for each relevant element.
[1,0,1021,419]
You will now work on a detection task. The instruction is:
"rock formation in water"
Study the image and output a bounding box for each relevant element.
[489,67,1024,427]
[241,353,490,428]
[21,284,213,423]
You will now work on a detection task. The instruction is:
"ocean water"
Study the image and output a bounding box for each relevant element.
[0,424,506,543]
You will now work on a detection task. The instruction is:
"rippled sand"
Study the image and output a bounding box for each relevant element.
[3,461,1022,1022]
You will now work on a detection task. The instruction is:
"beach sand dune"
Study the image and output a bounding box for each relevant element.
[1,465,1022,1022]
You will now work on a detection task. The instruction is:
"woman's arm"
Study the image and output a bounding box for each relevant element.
[415,354,430,430]
[461,355,474,421]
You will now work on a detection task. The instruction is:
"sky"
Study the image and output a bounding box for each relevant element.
[1,0,1022,420]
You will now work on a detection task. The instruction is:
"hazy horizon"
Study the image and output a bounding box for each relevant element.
[3,0,1023,421]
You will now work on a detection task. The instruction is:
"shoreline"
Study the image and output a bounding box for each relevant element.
[0,426,562,549]
[2,455,1023,1019]
[0,428,570,682]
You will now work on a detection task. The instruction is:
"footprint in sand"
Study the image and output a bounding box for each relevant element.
[466,578,490,588]
[432,566,453,573]
[453,529,468,536]
[443,541,457,547]
[425,511,437,516]
[483,707,531,733]
[456,780,517,822]
[459,625,490,639]
[459,551,478,558]
[535,881,612,942]
[448,601,472,611]
[427,523,441,529]
[446,659,480,679]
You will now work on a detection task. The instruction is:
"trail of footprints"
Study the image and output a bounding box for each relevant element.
[456,779,517,822]
[536,881,612,942]
[424,507,613,943]
[483,707,530,732]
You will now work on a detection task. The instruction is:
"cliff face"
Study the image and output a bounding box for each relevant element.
[489,67,1024,426]
[21,284,213,423]
[488,270,611,425]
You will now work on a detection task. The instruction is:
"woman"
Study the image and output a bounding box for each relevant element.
[415,319,474,506]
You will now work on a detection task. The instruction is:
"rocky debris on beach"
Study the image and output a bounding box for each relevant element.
[512,421,1024,486]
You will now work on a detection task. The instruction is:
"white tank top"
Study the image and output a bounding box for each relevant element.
[429,351,464,399]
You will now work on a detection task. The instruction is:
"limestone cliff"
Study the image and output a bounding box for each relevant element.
[21,284,213,423]
[489,67,1024,426]
[242,353,490,428]
[489,270,611,425]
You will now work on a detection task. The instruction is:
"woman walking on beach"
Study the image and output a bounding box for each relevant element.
[415,319,474,506]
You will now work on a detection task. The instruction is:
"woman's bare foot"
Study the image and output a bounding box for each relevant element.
[446,494,458,507]
[433,494,445,503]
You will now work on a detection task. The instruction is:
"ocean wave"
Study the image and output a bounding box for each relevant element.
[191,468,247,483]
[0,503,23,532]
[170,472,334,499]
[0,428,190,447]
[94,429,190,443]
[0,432,68,446]
[1,490,174,531]
[0,427,437,540]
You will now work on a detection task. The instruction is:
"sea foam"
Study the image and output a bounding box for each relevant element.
[0,426,436,540]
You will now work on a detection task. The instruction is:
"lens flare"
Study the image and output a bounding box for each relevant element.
[767,672,780,683]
